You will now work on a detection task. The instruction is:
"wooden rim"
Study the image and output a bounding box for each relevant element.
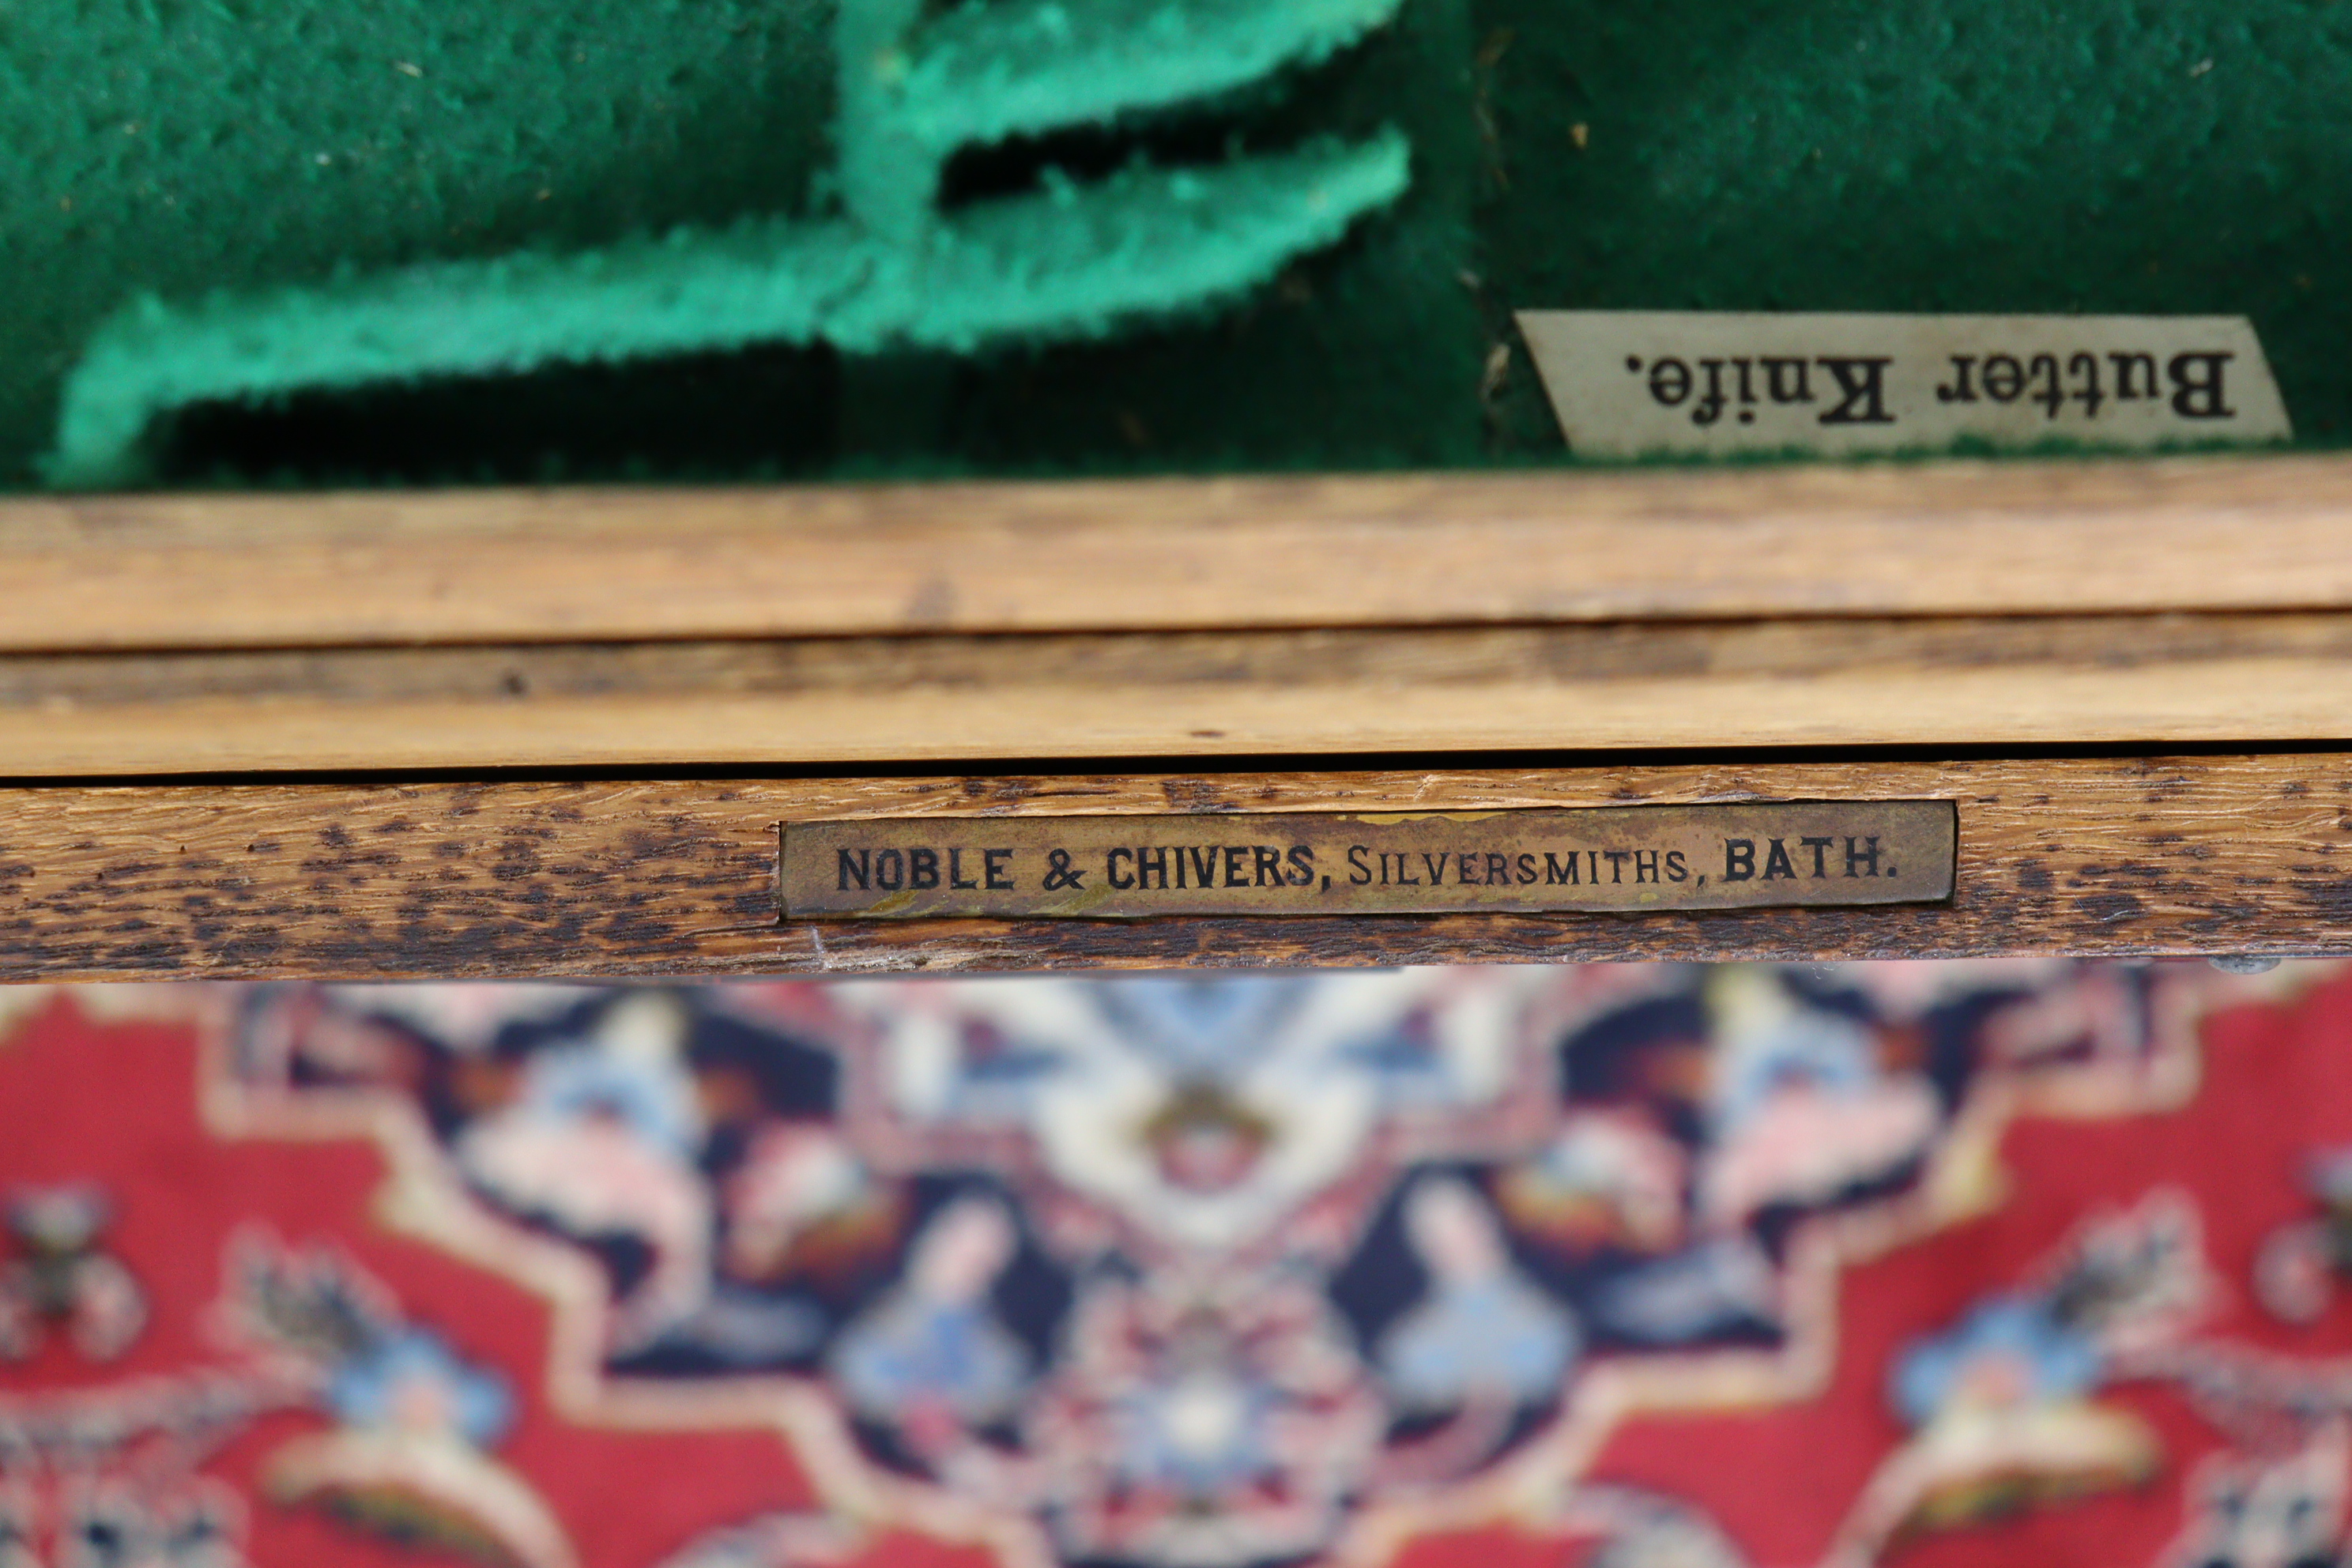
[8,452,2352,650]
[0,756,2335,979]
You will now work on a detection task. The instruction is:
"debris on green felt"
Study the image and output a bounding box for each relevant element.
[46,0,1413,487]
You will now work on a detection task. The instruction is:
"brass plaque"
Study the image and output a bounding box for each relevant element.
[782,801,1955,920]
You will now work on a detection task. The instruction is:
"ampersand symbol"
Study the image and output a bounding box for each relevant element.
[1042,850,1085,891]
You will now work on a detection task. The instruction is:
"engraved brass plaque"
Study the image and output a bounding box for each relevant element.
[782,801,1956,920]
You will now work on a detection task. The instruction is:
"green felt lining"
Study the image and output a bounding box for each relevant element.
[49,137,1408,486]
[6,0,2350,488]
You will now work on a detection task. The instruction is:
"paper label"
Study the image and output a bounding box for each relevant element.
[1516,311,2291,458]
[782,801,1956,920]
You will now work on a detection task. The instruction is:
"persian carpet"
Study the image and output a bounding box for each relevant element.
[4,962,2352,1568]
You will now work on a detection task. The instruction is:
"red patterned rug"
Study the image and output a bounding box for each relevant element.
[5,963,2351,1568]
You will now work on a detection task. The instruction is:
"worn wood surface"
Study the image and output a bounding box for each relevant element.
[1,756,2346,979]
[12,455,2352,650]
[5,612,2352,775]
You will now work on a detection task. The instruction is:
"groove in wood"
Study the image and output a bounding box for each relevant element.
[10,454,2352,650]
[6,614,2352,775]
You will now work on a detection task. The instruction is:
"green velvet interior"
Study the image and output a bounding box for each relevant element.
[5,0,2349,488]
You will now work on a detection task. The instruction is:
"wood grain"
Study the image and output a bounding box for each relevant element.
[13,454,2352,650]
[4,612,2352,775]
[2,756,2348,979]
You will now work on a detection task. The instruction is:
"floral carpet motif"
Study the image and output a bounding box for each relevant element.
[7,962,2352,1568]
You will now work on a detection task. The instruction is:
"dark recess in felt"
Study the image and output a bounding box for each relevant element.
[6,0,2350,487]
